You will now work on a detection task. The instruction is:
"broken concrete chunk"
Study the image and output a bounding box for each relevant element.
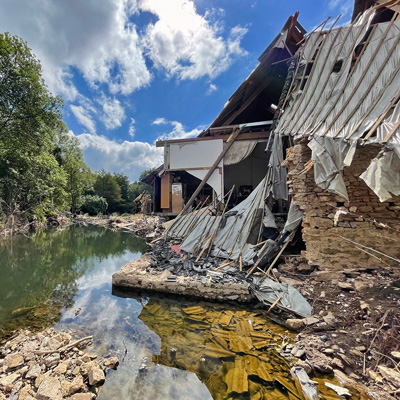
[25,363,42,379]
[303,316,319,326]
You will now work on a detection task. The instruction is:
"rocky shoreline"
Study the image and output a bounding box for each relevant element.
[0,328,119,400]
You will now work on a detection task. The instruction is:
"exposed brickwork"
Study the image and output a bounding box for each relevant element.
[283,138,400,270]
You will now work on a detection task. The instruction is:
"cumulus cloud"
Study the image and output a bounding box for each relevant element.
[153,119,204,141]
[0,0,248,101]
[70,105,96,134]
[0,0,150,100]
[72,131,163,181]
[99,96,126,130]
[140,0,248,80]
[328,0,353,25]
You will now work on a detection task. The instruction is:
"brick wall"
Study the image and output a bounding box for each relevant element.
[283,138,400,270]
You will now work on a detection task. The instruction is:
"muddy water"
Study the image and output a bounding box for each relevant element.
[0,225,366,399]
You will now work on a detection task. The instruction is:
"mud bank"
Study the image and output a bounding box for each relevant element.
[112,255,253,302]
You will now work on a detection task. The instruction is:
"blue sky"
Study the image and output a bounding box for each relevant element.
[0,0,353,181]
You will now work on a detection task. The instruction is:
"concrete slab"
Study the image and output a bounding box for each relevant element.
[112,255,254,302]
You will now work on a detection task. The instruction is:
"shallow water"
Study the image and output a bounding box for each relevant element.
[0,225,368,399]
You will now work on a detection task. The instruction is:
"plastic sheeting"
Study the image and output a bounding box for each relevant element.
[273,9,400,202]
[284,201,303,232]
[360,150,400,202]
[308,136,357,200]
[224,140,258,165]
[252,276,312,317]
[265,133,288,200]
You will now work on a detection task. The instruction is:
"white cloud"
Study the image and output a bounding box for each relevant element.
[207,84,217,95]
[0,0,248,102]
[152,117,168,125]
[99,96,126,130]
[72,131,163,181]
[70,105,96,134]
[128,118,136,138]
[140,0,248,80]
[154,119,204,140]
[0,0,151,100]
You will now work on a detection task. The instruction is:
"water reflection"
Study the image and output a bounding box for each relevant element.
[0,225,146,337]
[0,226,364,400]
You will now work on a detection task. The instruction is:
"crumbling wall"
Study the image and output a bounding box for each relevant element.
[283,138,400,270]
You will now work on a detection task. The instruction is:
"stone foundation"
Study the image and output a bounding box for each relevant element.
[112,255,254,302]
[283,139,400,270]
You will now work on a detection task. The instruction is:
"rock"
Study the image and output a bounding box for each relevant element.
[291,347,306,359]
[331,358,344,370]
[18,385,35,400]
[88,366,105,386]
[54,361,69,375]
[322,312,336,325]
[35,374,45,388]
[0,372,20,392]
[297,263,314,273]
[294,359,313,375]
[355,346,366,352]
[4,353,24,370]
[36,377,62,400]
[360,301,370,314]
[338,282,353,290]
[286,318,305,330]
[303,316,319,326]
[71,393,93,400]
[43,353,60,368]
[391,351,400,360]
[103,356,119,369]
[378,365,400,388]
[70,375,85,393]
[61,381,73,397]
[26,364,42,379]
[323,348,335,355]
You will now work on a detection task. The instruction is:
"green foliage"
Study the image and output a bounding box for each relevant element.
[80,195,108,216]
[0,33,94,220]
[93,170,122,213]
[128,168,155,204]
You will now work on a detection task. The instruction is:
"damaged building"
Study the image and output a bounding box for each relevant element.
[142,1,400,276]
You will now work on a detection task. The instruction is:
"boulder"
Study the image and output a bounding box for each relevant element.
[103,356,119,369]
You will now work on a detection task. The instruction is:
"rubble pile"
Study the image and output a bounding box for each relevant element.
[148,240,247,285]
[0,328,119,400]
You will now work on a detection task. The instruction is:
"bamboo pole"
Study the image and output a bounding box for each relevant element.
[262,240,290,279]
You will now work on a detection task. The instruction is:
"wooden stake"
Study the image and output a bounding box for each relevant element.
[267,295,282,313]
[195,236,212,262]
[239,256,243,272]
[263,240,290,279]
